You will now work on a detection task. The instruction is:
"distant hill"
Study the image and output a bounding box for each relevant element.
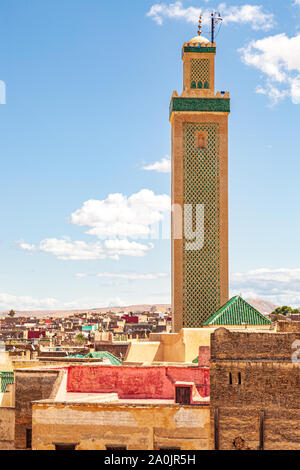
[0,299,277,318]
[245,298,278,315]
[1,304,171,318]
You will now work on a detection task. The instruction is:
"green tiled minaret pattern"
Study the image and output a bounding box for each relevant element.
[183,122,220,326]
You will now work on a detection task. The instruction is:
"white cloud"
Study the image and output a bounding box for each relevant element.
[18,189,171,261]
[75,273,88,279]
[17,240,35,252]
[38,238,107,260]
[240,33,300,104]
[147,1,203,26]
[147,2,275,31]
[103,239,154,259]
[0,292,127,311]
[70,189,171,239]
[230,268,300,307]
[255,83,289,106]
[0,293,59,311]
[293,0,300,6]
[143,156,171,173]
[22,237,154,261]
[106,297,125,308]
[221,4,274,31]
[96,272,169,280]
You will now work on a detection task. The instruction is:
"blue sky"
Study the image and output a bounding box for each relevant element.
[1,0,300,310]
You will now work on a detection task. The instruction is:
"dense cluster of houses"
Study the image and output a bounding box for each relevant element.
[0,308,172,362]
[0,302,298,450]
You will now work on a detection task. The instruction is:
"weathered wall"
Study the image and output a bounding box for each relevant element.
[276,321,300,333]
[14,369,60,449]
[210,407,300,451]
[211,327,300,361]
[210,361,299,408]
[95,342,129,359]
[210,328,300,450]
[0,407,15,449]
[198,346,210,367]
[67,365,209,398]
[32,402,210,450]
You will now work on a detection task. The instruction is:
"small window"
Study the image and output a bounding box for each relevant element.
[26,428,32,449]
[191,81,196,89]
[229,372,232,385]
[195,131,207,150]
[238,372,242,385]
[175,386,191,405]
[197,81,203,89]
[204,80,209,89]
[55,444,76,450]
[106,445,127,450]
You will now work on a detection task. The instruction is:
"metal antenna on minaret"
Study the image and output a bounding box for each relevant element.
[197,14,202,36]
[211,11,223,43]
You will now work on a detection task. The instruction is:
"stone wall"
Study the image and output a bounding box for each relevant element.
[14,369,60,449]
[277,321,300,333]
[0,407,15,449]
[32,402,210,450]
[210,328,300,450]
[211,327,300,361]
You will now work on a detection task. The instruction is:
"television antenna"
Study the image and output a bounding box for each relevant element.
[211,12,223,43]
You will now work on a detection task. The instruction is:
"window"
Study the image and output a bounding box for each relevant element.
[238,372,242,385]
[26,428,32,449]
[106,445,127,450]
[175,386,191,405]
[229,372,232,385]
[191,80,196,89]
[195,131,207,150]
[55,444,77,450]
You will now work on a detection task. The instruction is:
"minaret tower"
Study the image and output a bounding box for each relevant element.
[170,16,230,332]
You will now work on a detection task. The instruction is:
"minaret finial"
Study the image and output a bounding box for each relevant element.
[197,14,202,36]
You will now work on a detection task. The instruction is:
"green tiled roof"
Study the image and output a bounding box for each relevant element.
[85,351,122,365]
[0,371,14,393]
[66,351,122,365]
[203,296,272,326]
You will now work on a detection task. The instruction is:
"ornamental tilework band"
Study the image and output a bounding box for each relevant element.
[182,46,216,55]
[169,98,230,116]
[183,122,220,327]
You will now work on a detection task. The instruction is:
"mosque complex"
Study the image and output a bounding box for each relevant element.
[126,15,272,363]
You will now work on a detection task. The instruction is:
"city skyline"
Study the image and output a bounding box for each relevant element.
[1,0,300,310]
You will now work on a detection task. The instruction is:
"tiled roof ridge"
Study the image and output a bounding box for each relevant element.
[203,295,271,326]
